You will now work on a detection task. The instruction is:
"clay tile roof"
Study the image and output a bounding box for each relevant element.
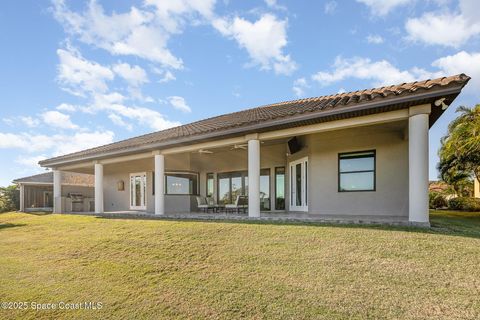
[39,74,470,166]
[13,172,94,187]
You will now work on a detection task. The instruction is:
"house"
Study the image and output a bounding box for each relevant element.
[14,172,94,213]
[37,74,470,226]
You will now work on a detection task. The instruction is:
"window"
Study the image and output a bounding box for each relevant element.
[206,173,214,197]
[165,172,198,195]
[260,169,270,211]
[275,167,285,210]
[338,150,375,192]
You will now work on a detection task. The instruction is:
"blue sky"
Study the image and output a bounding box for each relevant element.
[1,0,479,186]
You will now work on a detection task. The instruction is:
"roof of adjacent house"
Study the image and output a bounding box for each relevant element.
[39,73,470,167]
[13,172,94,187]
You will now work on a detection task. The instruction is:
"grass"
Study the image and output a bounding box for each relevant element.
[0,210,479,319]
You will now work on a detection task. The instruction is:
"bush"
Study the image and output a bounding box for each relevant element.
[429,192,448,209]
[448,197,480,212]
[0,185,20,213]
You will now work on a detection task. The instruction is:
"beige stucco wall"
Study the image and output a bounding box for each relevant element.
[305,122,409,217]
[98,121,409,217]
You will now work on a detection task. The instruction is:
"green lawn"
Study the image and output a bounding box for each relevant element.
[1,211,479,320]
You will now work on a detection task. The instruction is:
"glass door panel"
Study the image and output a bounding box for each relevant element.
[289,157,308,212]
[130,173,146,210]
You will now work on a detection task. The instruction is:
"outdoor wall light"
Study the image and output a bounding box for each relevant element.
[117,180,125,191]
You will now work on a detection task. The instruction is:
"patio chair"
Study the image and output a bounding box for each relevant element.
[196,196,214,213]
[225,195,248,214]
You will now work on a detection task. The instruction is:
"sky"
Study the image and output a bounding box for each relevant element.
[0,0,479,186]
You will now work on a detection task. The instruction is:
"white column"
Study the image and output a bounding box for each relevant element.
[248,139,261,218]
[409,112,429,223]
[19,184,25,212]
[155,154,165,215]
[53,170,62,213]
[94,163,104,214]
[474,178,480,198]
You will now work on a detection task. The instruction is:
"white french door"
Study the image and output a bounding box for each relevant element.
[130,172,147,210]
[289,157,308,212]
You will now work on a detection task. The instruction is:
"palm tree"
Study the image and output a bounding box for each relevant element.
[438,104,480,188]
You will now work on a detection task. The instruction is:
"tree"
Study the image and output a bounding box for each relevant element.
[0,185,20,212]
[438,104,480,193]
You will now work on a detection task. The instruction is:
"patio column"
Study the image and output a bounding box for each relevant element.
[19,184,25,212]
[53,170,62,213]
[248,138,260,218]
[94,163,104,214]
[154,154,165,215]
[408,105,430,224]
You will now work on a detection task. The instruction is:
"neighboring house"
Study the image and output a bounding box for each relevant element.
[14,172,94,212]
[38,74,470,226]
[429,181,456,200]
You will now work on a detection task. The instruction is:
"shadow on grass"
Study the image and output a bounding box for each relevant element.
[23,211,53,216]
[93,211,480,240]
[0,223,26,230]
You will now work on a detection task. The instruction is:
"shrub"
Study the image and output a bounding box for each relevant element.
[429,192,448,209]
[0,185,20,213]
[448,197,480,212]
[432,194,448,209]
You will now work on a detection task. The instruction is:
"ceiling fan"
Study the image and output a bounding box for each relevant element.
[193,149,214,154]
[230,144,247,150]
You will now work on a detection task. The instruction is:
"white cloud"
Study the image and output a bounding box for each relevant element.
[0,130,114,156]
[52,0,216,69]
[20,116,40,128]
[56,103,77,112]
[87,92,181,131]
[366,34,384,44]
[160,70,176,83]
[311,56,440,87]
[41,110,79,130]
[113,62,148,86]
[213,14,297,75]
[324,1,338,14]
[405,0,480,48]
[264,0,286,10]
[356,0,413,16]
[16,155,48,168]
[431,51,480,93]
[292,77,309,97]
[108,113,133,131]
[57,45,114,96]
[310,52,479,94]
[167,96,192,113]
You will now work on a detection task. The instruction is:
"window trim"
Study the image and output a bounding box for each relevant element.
[338,150,376,192]
[206,172,214,198]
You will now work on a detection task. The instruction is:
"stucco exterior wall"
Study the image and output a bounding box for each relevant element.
[305,123,409,217]
[98,121,409,217]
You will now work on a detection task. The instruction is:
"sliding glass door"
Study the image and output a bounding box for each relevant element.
[217,170,270,210]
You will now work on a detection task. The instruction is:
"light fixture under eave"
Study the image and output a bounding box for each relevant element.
[434,97,449,110]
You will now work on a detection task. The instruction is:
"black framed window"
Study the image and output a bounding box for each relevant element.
[206,173,214,197]
[275,167,285,210]
[338,150,376,192]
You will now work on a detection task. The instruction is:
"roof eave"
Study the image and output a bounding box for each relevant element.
[39,83,466,168]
